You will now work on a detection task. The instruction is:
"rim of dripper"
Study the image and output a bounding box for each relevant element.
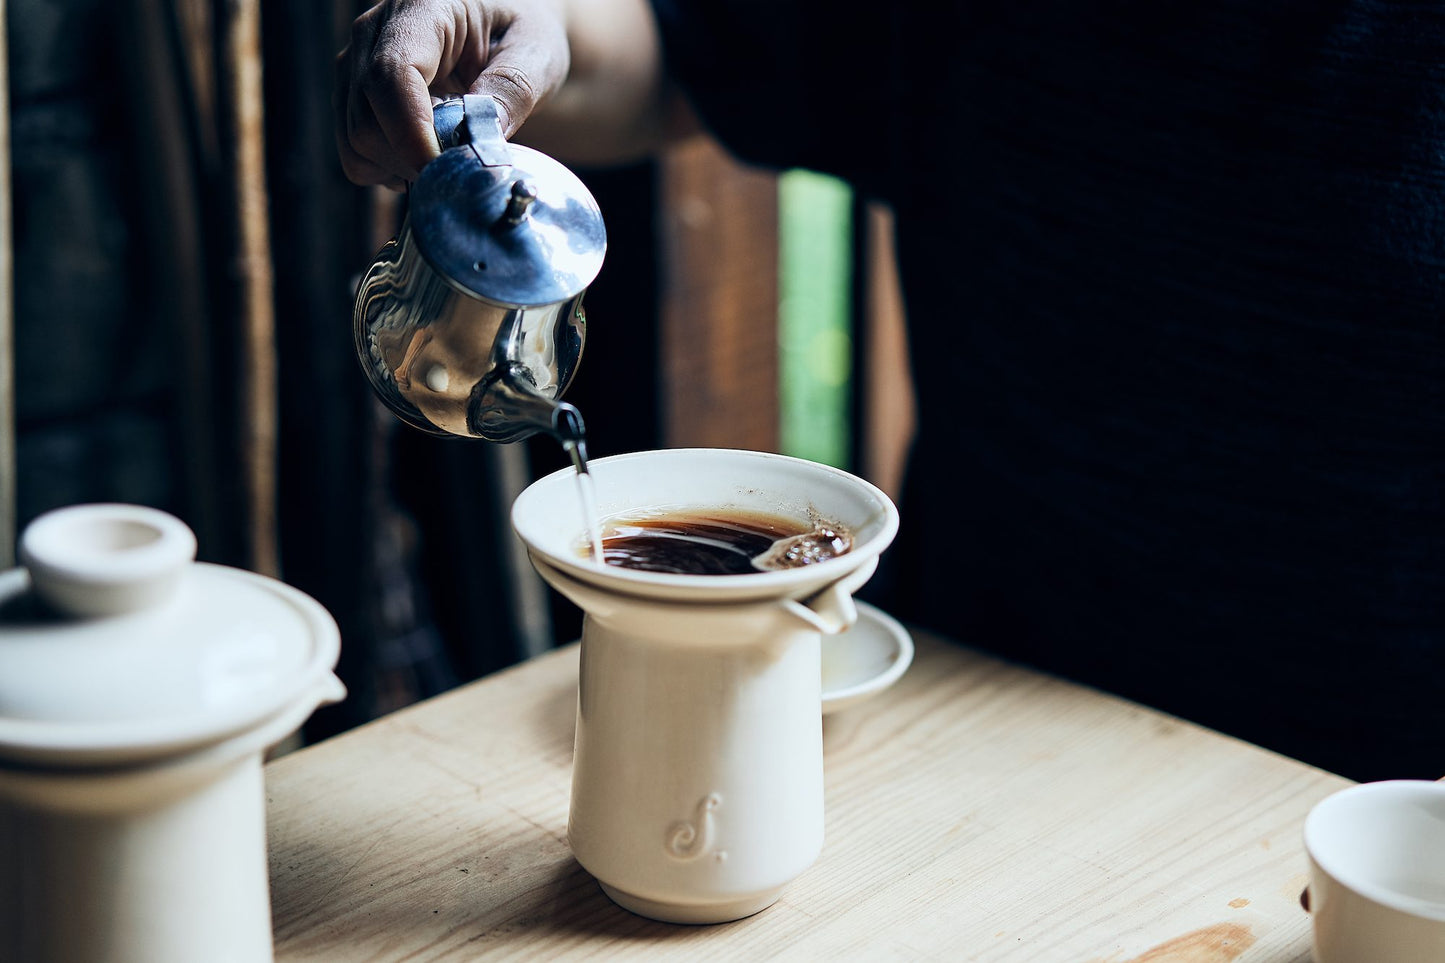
[511,448,900,603]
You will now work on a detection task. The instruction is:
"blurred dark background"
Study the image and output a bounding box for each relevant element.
[3,0,910,743]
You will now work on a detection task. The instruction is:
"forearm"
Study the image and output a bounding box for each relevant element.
[517,0,698,165]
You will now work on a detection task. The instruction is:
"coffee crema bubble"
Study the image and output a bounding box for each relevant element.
[582,509,853,576]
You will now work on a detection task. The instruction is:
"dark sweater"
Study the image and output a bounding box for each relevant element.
[654,0,1445,780]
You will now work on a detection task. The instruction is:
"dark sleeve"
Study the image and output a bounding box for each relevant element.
[649,0,900,194]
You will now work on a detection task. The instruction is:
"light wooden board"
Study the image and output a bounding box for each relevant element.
[266,631,1348,961]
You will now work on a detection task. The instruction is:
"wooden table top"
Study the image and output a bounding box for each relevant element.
[265,629,1349,961]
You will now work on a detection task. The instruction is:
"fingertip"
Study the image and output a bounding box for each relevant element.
[391,140,435,184]
[494,107,518,140]
[468,13,569,138]
[492,100,515,139]
[363,69,443,180]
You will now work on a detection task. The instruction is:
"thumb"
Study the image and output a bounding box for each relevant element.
[468,14,570,138]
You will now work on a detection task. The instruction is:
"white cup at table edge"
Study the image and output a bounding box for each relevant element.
[1303,779,1445,963]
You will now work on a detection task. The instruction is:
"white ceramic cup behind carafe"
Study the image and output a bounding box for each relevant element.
[512,448,899,924]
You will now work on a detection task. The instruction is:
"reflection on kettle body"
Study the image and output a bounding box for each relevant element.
[353,94,605,444]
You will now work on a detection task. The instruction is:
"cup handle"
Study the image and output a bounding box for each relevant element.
[782,557,879,635]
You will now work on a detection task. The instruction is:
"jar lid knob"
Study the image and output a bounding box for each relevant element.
[18,504,197,618]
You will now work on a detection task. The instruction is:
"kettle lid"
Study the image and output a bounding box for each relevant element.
[409,95,607,308]
[0,504,344,767]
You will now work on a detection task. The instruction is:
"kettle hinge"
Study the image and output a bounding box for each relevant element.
[461,94,512,168]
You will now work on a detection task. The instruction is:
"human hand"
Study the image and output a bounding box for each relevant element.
[334,0,570,189]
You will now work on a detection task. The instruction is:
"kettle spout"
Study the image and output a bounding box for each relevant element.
[468,362,588,447]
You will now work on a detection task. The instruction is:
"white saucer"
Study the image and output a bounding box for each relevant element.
[821,602,914,715]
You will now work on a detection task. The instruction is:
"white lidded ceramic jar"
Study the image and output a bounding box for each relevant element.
[0,504,345,963]
[513,449,899,924]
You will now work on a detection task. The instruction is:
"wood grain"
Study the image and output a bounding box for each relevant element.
[267,630,1347,960]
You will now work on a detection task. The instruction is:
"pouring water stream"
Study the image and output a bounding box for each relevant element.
[554,406,605,567]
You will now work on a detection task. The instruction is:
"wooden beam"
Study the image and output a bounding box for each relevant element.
[219,0,280,576]
[658,137,780,452]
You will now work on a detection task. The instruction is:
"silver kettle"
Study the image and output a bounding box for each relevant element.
[353,94,606,443]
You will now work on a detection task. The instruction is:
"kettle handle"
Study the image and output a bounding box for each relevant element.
[433,94,511,167]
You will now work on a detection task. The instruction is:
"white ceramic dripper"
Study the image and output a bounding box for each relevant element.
[513,449,899,924]
[0,504,345,963]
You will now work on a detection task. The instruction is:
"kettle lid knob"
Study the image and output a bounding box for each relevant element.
[502,180,538,225]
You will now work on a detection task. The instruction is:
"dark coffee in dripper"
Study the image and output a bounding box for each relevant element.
[587,509,852,575]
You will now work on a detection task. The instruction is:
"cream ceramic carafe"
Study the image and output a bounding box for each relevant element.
[511,448,900,923]
[0,504,345,963]
[537,554,878,923]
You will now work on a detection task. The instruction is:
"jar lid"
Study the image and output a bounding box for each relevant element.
[0,504,343,766]
[409,95,607,308]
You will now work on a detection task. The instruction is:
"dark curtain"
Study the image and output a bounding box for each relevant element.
[262,6,665,736]
[6,0,663,742]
